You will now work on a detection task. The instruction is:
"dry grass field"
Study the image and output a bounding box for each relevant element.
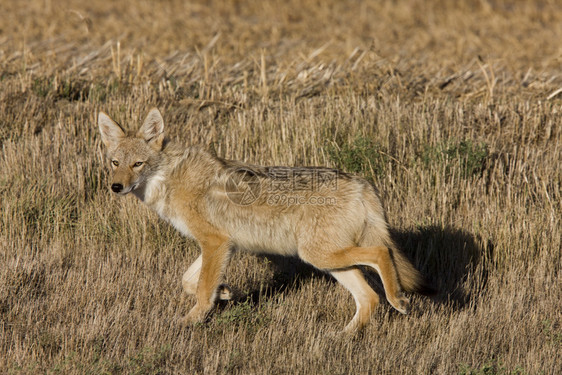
[1,0,561,373]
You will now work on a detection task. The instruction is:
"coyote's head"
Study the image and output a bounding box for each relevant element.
[98,108,165,195]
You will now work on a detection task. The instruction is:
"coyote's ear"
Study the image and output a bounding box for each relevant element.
[138,108,165,150]
[98,112,125,149]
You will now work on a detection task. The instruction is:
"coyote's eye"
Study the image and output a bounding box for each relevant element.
[133,161,144,168]
[112,160,119,167]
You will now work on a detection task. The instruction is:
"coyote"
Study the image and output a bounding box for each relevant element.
[98,108,429,332]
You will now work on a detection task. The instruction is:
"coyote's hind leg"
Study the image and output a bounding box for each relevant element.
[330,268,380,333]
[299,245,410,317]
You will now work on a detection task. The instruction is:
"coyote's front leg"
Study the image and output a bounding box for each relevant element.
[182,254,232,300]
[181,236,231,325]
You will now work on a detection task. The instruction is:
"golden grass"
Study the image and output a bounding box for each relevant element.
[1,0,561,373]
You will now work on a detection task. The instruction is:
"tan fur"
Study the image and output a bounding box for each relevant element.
[98,108,428,332]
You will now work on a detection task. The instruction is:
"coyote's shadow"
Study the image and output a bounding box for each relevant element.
[223,254,329,308]
[390,225,491,309]
[227,225,491,311]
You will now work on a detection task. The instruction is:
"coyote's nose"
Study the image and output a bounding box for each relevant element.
[111,183,123,193]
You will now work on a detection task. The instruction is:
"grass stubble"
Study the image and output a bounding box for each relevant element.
[0,0,561,374]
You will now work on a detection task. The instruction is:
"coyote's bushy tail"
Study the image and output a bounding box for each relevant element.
[387,241,434,295]
[361,223,433,294]
[360,189,434,295]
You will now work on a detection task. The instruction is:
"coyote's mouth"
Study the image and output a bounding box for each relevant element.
[122,183,139,195]
[113,183,139,195]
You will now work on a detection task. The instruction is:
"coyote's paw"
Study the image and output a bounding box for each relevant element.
[342,321,361,335]
[389,295,410,315]
[180,304,211,326]
[218,284,233,300]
